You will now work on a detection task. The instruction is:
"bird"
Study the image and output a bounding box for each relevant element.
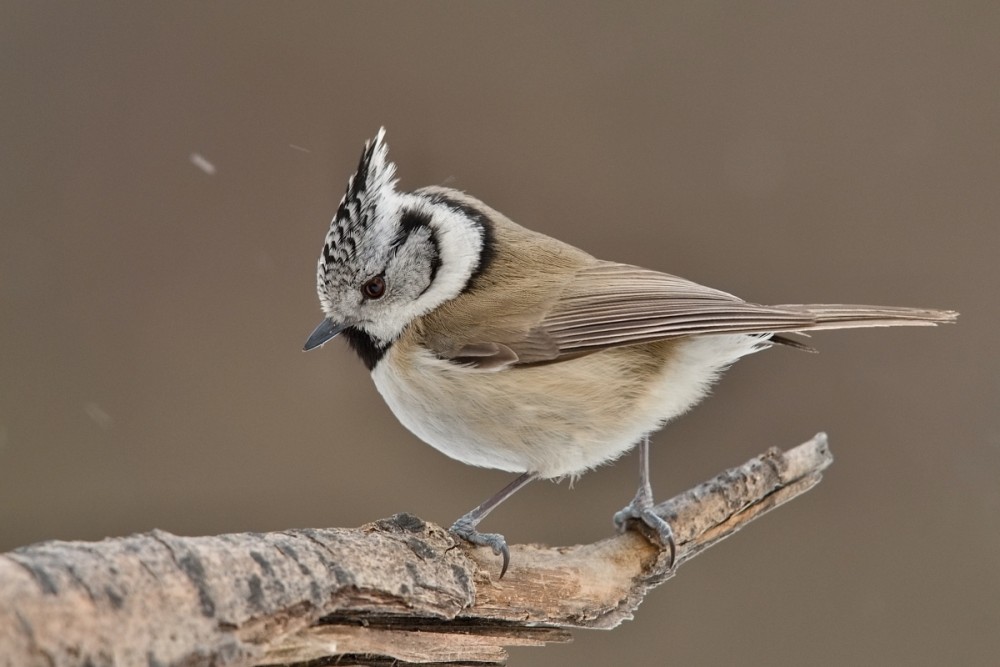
[304,128,957,577]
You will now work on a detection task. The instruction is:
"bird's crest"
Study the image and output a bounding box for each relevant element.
[319,128,398,270]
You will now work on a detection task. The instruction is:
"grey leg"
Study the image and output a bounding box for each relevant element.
[613,436,676,567]
[449,471,537,578]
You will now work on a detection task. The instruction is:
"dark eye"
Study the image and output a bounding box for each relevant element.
[361,275,386,300]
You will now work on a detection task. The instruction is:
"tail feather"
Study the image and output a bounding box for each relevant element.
[775,304,959,331]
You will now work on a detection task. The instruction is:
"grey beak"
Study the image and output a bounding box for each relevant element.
[303,319,350,351]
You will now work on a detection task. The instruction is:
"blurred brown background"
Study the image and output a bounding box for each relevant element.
[2,2,997,665]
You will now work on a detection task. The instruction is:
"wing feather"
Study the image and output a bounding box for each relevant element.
[443,262,956,369]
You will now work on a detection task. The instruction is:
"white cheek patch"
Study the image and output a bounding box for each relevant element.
[356,199,485,343]
[358,204,485,343]
[398,202,485,320]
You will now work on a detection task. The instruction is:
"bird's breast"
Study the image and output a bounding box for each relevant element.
[370,334,765,478]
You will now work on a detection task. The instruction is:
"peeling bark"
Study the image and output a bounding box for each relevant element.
[0,434,833,666]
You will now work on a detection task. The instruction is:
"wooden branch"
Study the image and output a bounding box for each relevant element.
[0,433,832,667]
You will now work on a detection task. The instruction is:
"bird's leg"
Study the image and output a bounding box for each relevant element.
[613,435,676,568]
[449,471,537,578]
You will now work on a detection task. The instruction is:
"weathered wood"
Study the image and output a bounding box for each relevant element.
[0,434,833,667]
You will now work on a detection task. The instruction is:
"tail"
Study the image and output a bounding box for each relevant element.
[776,304,959,331]
[767,304,957,351]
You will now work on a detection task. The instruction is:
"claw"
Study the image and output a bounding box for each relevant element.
[446,471,537,579]
[449,520,512,578]
[614,436,676,568]
[498,542,510,579]
[614,497,677,569]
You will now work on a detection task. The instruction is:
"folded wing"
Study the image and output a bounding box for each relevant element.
[445,262,957,368]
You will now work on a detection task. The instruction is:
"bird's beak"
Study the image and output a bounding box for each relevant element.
[303,319,350,351]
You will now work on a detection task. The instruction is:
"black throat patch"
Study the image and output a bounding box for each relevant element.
[342,327,389,371]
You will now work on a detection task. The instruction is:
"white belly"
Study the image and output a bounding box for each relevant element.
[371,334,766,479]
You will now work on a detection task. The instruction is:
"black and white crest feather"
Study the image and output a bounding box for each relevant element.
[319,128,397,275]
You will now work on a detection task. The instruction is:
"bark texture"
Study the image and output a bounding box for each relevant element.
[0,433,833,666]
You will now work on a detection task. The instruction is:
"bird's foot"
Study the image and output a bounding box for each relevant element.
[449,516,511,579]
[613,489,676,569]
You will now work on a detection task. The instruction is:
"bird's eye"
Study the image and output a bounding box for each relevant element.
[361,275,386,300]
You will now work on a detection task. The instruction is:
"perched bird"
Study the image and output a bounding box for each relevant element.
[304,129,956,577]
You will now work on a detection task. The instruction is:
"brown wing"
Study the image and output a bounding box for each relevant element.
[525,263,815,356]
[442,262,955,369]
